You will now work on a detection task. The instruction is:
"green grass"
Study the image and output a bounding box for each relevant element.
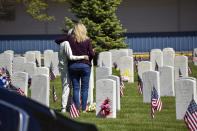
[49,62,197,131]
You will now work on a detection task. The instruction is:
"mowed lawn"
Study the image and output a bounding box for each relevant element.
[49,62,197,131]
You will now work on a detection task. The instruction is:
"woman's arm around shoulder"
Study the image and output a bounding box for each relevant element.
[62,41,88,60]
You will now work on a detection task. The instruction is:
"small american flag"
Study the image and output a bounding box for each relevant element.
[120,76,124,97]
[138,75,143,95]
[16,88,25,96]
[35,59,40,67]
[151,87,162,118]
[70,97,80,118]
[184,99,197,131]
[52,85,58,102]
[28,78,32,88]
[155,61,159,71]
[5,68,10,80]
[0,75,9,88]
[134,56,138,72]
[120,83,124,97]
[188,64,192,74]
[1,67,6,74]
[49,62,56,81]
[179,68,183,78]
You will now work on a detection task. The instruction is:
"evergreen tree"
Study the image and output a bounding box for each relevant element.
[64,0,127,53]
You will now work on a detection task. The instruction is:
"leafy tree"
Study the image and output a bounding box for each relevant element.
[18,0,66,21]
[63,0,127,54]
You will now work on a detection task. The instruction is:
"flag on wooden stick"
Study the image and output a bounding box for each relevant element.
[155,61,159,71]
[49,62,56,81]
[179,68,183,78]
[35,59,40,67]
[184,99,197,131]
[120,82,124,97]
[134,56,138,72]
[151,86,162,118]
[119,76,124,97]
[188,64,192,74]
[138,75,143,95]
[52,85,58,102]
[70,97,80,118]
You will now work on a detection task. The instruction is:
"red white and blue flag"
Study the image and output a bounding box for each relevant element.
[184,99,197,131]
[179,68,183,78]
[151,87,162,118]
[28,77,32,88]
[0,75,9,88]
[70,97,80,118]
[155,61,159,71]
[134,56,138,72]
[119,76,124,97]
[49,62,56,81]
[52,85,58,102]
[35,59,40,67]
[138,75,143,95]
[188,64,192,74]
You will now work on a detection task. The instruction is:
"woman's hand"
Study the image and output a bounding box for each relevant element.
[84,55,89,60]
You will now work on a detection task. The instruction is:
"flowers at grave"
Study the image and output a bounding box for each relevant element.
[113,62,119,71]
[88,102,96,112]
[121,69,131,82]
[100,98,111,117]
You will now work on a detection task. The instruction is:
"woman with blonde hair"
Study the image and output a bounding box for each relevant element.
[56,23,95,113]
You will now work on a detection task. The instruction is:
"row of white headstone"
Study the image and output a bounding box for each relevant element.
[98,49,134,83]
[0,49,61,107]
[139,48,197,120]
[95,49,135,118]
[95,48,197,119]
[1,49,96,109]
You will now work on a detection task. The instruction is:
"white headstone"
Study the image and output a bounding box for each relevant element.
[0,53,12,76]
[44,50,54,67]
[98,51,112,74]
[34,51,41,67]
[175,78,196,120]
[31,74,50,107]
[163,48,175,67]
[142,71,160,103]
[25,51,36,63]
[108,75,120,110]
[51,52,60,76]
[4,50,14,60]
[138,61,152,79]
[13,57,26,73]
[119,49,133,57]
[159,66,175,96]
[119,56,134,83]
[174,55,188,81]
[88,61,94,105]
[36,67,49,76]
[96,67,111,81]
[4,50,14,55]
[23,62,37,78]
[11,72,28,96]
[150,49,163,70]
[193,48,197,66]
[109,49,128,67]
[96,79,116,118]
